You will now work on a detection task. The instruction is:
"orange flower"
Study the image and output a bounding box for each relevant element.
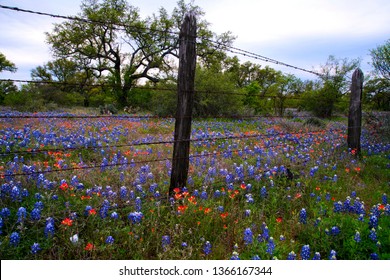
[220,212,229,219]
[295,193,302,199]
[240,183,246,190]
[61,218,73,226]
[89,209,97,215]
[177,205,188,213]
[276,217,283,223]
[85,242,94,251]
[204,208,211,214]
[173,188,181,194]
[345,168,350,173]
[378,204,385,211]
[354,167,361,172]
[59,182,68,191]
[315,186,321,191]
[81,195,91,200]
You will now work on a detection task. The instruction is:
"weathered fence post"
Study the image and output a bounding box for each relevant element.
[348,68,364,155]
[169,12,197,195]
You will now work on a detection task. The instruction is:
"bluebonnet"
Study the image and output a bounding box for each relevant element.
[31,242,41,254]
[1,207,11,218]
[354,231,361,243]
[287,251,296,260]
[84,205,92,216]
[260,186,267,198]
[251,255,261,260]
[329,250,337,260]
[0,217,3,234]
[203,241,212,255]
[382,193,388,205]
[30,208,41,221]
[314,217,321,227]
[44,217,55,238]
[333,201,343,213]
[128,212,143,224]
[245,194,254,204]
[105,236,114,244]
[370,253,379,260]
[243,228,253,245]
[34,201,44,210]
[213,190,221,198]
[110,212,119,219]
[200,191,208,200]
[369,228,377,241]
[17,207,27,223]
[51,194,58,200]
[300,245,310,260]
[244,209,251,217]
[9,232,20,246]
[162,235,170,251]
[120,186,128,199]
[135,197,142,212]
[299,208,307,224]
[312,252,321,260]
[369,214,379,228]
[181,242,188,248]
[279,235,285,241]
[35,193,42,200]
[217,206,224,212]
[331,226,340,236]
[266,237,275,255]
[10,186,20,201]
[230,252,240,260]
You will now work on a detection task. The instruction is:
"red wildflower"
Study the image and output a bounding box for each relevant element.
[59,182,68,191]
[276,217,283,223]
[89,209,97,215]
[204,208,211,214]
[220,212,229,219]
[177,205,188,213]
[295,193,302,199]
[61,218,73,226]
[173,188,181,194]
[85,242,94,251]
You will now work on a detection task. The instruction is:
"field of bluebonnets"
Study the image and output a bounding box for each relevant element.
[0,109,389,260]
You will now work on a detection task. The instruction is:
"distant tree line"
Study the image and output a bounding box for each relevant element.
[1,0,389,116]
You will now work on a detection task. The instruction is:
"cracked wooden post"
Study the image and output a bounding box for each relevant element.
[348,68,364,155]
[169,12,196,195]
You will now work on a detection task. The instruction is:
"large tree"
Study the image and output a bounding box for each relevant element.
[46,0,234,107]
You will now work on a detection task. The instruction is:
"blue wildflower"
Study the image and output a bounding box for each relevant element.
[9,232,20,247]
[30,208,41,221]
[1,207,11,218]
[181,242,188,248]
[260,186,267,198]
[331,226,340,236]
[162,235,171,251]
[31,242,41,254]
[230,252,240,260]
[382,193,388,205]
[0,217,3,234]
[251,255,261,260]
[203,241,212,256]
[105,236,114,244]
[135,197,142,212]
[329,250,337,260]
[369,228,377,242]
[354,231,361,243]
[287,251,296,260]
[299,208,307,224]
[120,186,128,199]
[312,252,321,260]
[128,211,143,224]
[244,209,251,217]
[279,235,285,241]
[266,237,275,255]
[243,228,253,245]
[44,218,55,238]
[110,212,119,219]
[300,245,310,260]
[369,214,379,228]
[370,253,379,260]
[333,201,343,213]
[51,194,58,200]
[200,191,208,200]
[17,207,27,223]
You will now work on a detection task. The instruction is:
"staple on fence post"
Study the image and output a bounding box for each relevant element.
[169,12,197,195]
[347,68,364,155]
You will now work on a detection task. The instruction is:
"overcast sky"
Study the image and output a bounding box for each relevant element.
[0,0,389,81]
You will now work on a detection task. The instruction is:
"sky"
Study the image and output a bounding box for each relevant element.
[0,0,389,81]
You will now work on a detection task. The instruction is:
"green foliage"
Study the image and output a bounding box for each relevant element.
[370,39,390,81]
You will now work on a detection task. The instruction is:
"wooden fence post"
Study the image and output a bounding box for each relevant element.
[348,68,364,155]
[169,12,197,195]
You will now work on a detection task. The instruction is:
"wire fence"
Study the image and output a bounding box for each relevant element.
[0,4,378,187]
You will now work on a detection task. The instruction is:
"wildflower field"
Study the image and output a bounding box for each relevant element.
[0,110,389,260]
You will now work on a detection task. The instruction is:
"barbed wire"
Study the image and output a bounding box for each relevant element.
[0,128,345,158]
[0,4,324,77]
[0,128,346,179]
